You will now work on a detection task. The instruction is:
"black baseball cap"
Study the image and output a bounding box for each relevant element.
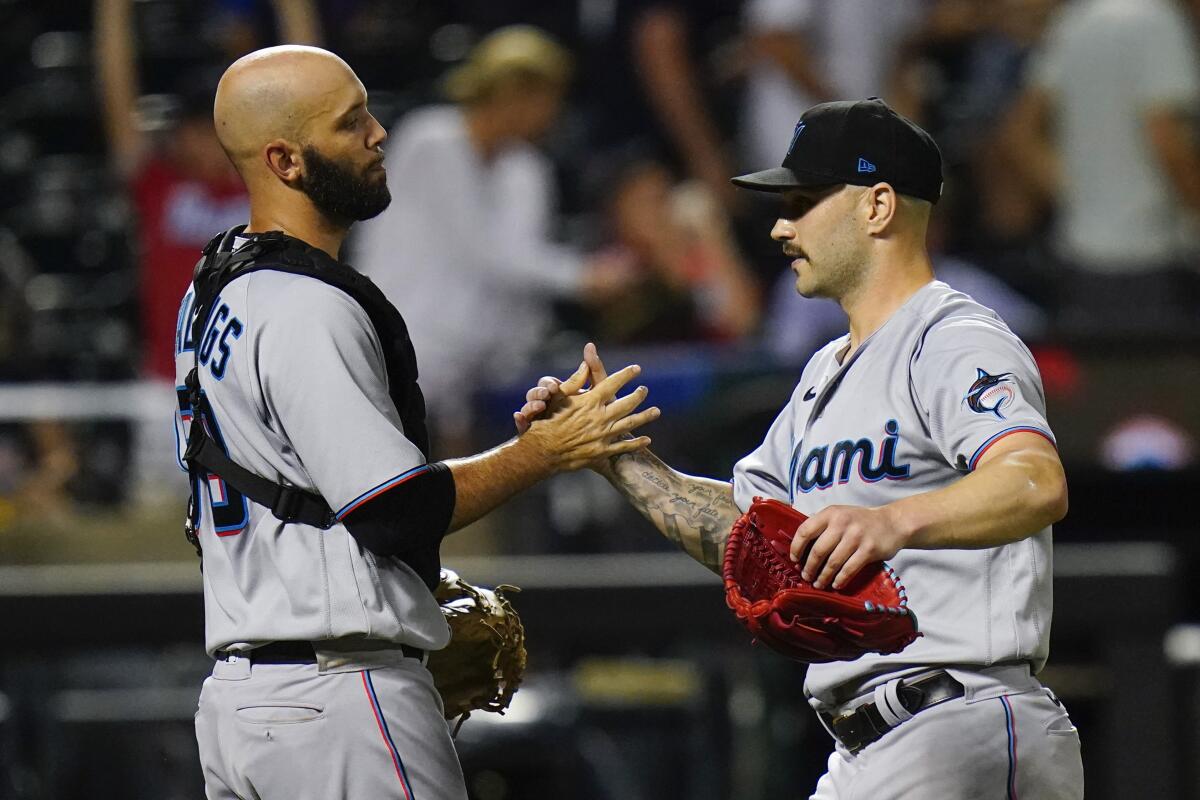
[731,97,943,203]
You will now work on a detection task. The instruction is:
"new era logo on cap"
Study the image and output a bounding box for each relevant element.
[857,157,877,174]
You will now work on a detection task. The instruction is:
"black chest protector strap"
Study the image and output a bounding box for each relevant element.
[183,226,432,534]
[183,412,336,528]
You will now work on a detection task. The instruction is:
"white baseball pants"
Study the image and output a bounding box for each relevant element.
[195,655,468,799]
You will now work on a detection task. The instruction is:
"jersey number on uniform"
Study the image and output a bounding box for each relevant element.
[176,388,250,536]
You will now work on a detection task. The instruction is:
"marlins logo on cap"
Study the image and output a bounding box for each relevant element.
[788,122,806,154]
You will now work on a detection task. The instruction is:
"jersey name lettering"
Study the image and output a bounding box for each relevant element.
[197,298,244,380]
[175,290,196,355]
[795,419,911,494]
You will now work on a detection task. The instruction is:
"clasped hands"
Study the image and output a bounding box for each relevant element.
[513,343,659,472]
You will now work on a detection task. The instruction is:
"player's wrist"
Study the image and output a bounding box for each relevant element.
[881,500,922,550]
[509,427,560,478]
[592,432,636,476]
[588,453,621,480]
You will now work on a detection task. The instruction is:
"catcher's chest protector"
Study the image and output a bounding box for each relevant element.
[190,226,431,459]
[183,226,440,586]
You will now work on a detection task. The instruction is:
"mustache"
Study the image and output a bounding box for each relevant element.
[783,247,807,258]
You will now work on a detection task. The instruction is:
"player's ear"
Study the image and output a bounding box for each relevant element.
[864,183,898,235]
[263,139,304,186]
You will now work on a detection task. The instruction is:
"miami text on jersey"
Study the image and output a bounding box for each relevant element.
[792,419,912,494]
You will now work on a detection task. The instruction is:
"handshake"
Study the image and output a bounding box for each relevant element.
[509,342,657,473]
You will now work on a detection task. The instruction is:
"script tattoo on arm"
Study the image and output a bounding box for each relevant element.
[602,449,741,573]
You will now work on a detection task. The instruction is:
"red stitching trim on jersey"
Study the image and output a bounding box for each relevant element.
[337,466,431,520]
[968,427,1055,471]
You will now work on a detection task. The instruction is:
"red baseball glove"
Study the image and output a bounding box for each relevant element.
[723,497,920,663]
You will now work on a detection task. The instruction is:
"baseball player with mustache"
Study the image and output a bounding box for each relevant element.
[518,99,1084,798]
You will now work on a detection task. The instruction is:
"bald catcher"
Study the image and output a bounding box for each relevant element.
[178,46,657,799]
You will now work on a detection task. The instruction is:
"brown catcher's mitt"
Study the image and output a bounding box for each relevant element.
[723,497,920,663]
[426,568,527,733]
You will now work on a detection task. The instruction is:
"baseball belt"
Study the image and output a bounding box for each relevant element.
[819,671,964,755]
[214,640,425,665]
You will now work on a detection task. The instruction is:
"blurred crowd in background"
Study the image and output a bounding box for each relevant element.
[0,3,1198,796]
[0,0,1198,544]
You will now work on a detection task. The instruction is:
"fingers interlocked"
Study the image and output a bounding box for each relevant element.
[511,343,660,467]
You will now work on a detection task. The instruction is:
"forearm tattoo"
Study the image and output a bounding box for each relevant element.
[605,450,741,573]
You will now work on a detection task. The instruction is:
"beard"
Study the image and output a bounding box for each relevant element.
[299,145,391,225]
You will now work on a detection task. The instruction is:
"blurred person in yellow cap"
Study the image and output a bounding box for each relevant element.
[442,24,574,134]
[354,26,635,451]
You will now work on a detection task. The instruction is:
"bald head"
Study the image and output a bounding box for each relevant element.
[214,46,362,172]
[211,45,391,231]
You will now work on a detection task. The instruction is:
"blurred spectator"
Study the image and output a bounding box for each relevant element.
[738,0,927,171]
[1003,0,1200,334]
[938,1,1060,146]
[964,0,1060,258]
[889,0,1008,131]
[587,160,760,344]
[0,421,78,527]
[891,0,1060,260]
[354,26,634,447]
[211,0,324,63]
[94,0,319,380]
[0,242,78,522]
[623,1,744,211]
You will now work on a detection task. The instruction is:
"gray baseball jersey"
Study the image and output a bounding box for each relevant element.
[733,280,1055,705]
[172,263,451,657]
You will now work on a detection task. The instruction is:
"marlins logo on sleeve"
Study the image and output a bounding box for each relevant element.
[964,369,1016,420]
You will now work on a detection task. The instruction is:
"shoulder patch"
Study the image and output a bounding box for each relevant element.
[964,368,1015,419]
